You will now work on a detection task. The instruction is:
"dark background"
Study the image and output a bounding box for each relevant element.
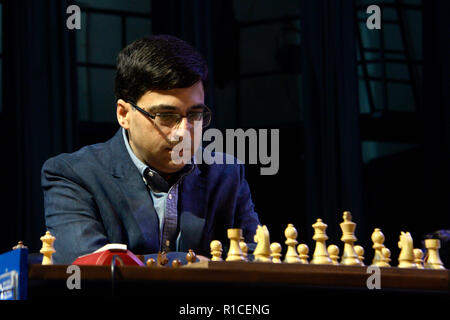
[0,0,448,264]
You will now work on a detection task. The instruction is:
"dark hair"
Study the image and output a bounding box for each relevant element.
[114,34,208,103]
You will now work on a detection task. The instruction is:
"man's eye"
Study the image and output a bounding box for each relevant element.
[159,114,178,119]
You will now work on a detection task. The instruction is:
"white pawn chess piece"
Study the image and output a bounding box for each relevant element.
[381,247,391,267]
[284,224,301,263]
[413,248,424,269]
[339,211,362,266]
[424,239,445,270]
[311,219,332,265]
[327,245,340,265]
[398,231,416,268]
[240,238,249,261]
[210,240,223,261]
[40,231,56,265]
[270,242,282,263]
[226,229,245,261]
[354,245,365,266]
[371,228,386,266]
[297,244,309,264]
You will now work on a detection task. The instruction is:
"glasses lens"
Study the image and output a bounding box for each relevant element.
[156,114,180,127]
[202,110,211,128]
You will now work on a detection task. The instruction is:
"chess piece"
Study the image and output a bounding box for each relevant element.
[354,245,365,266]
[13,241,28,250]
[270,242,282,263]
[186,249,197,265]
[398,231,416,268]
[40,231,56,265]
[240,238,249,261]
[327,245,340,265]
[157,251,169,267]
[339,211,362,266]
[381,247,391,267]
[371,228,386,266]
[284,224,301,263]
[172,259,181,268]
[413,249,424,269]
[226,229,245,261]
[311,219,332,265]
[424,239,445,270]
[253,225,271,262]
[297,244,309,264]
[210,240,223,261]
[146,258,156,267]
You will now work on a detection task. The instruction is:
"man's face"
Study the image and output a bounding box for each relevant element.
[117,81,205,175]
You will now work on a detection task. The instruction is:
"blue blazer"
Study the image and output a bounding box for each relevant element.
[41,129,260,264]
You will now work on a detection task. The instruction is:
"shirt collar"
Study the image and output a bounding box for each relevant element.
[122,127,195,192]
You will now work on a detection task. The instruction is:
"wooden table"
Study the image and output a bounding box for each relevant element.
[28,261,448,299]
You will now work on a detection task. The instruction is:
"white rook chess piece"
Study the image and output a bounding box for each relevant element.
[424,239,445,270]
[40,231,55,265]
[226,229,245,261]
[311,219,332,265]
[339,211,362,266]
[284,224,301,263]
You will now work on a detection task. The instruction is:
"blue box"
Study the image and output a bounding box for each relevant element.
[0,248,28,300]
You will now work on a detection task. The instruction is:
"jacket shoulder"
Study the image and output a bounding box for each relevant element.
[42,139,113,178]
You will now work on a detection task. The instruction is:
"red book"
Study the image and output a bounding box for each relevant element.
[72,244,144,266]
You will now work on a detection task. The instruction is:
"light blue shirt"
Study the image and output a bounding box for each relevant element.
[122,128,194,252]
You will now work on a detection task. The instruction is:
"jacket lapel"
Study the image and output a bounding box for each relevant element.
[178,165,208,252]
[108,129,160,253]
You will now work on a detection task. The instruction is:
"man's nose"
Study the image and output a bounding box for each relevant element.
[172,117,192,142]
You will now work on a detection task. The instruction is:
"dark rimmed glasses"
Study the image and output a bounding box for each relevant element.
[129,101,212,128]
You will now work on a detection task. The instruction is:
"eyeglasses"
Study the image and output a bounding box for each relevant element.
[129,102,212,128]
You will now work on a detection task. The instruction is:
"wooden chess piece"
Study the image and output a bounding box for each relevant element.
[226,229,245,261]
[381,247,391,267]
[311,219,332,265]
[371,228,386,266]
[270,242,282,263]
[298,244,309,264]
[339,211,362,266]
[327,245,340,265]
[253,225,271,262]
[210,240,223,261]
[240,238,249,262]
[146,258,156,267]
[40,231,56,265]
[13,241,28,250]
[172,259,181,268]
[398,231,416,268]
[413,249,424,269]
[186,249,197,265]
[424,239,445,270]
[354,245,365,266]
[284,224,301,263]
[157,251,169,267]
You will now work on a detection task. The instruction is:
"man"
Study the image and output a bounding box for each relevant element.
[41,35,260,264]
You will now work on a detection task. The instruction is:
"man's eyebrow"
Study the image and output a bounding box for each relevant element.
[147,104,206,113]
[147,104,177,113]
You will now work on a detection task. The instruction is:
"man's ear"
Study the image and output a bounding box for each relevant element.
[117,99,131,129]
